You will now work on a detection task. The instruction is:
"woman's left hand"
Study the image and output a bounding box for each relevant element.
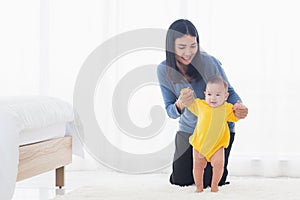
[233,101,248,119]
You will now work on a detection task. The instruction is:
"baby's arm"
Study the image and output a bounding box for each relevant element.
[181,88,203,116]
[226,102,240,122]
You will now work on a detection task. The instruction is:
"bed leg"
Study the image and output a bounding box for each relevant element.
[56,166,65,188]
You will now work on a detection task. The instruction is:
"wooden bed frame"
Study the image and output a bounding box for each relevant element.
[16,136,72,188]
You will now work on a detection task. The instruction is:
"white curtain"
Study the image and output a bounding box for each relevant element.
[1,0,300,177]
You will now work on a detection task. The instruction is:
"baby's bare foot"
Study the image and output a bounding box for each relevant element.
[196,186,203,193]
[210,186,219,192]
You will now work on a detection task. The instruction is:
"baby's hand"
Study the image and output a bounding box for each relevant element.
[178,87,195,107]
[180,87,193,95]
[233,100,248,119]
[233,101,243,109]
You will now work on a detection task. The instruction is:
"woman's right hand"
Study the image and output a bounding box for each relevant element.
[176,88,194,113]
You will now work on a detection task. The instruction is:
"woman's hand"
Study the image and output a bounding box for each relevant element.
[176,88,194,113]
[233,100,248,119]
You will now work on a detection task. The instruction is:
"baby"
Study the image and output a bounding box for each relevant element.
[183,75,241,192]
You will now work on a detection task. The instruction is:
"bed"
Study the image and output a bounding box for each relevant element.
[17,136,72,187]
[0,96,81,199]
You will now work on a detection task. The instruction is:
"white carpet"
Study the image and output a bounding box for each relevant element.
[51,172,300,200]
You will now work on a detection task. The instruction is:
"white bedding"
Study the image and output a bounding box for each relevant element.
[19,122,66,146]
[0,96,80,200]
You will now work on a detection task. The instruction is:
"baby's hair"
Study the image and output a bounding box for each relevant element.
[206,75,228,91]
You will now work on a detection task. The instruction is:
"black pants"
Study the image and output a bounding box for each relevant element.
[169,131,235,187]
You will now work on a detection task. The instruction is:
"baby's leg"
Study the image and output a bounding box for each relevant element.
[210,148,224,192]
[193,149,207,192]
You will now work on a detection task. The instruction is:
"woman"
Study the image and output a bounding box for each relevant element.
[157,19,248,188]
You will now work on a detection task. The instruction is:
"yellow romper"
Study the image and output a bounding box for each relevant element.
[188,99,239,162]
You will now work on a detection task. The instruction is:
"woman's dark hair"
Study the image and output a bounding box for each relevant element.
[166,19,202,82]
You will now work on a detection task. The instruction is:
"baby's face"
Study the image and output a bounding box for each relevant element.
[204,82,228,108]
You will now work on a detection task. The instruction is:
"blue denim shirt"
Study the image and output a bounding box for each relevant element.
[157,52,241,134]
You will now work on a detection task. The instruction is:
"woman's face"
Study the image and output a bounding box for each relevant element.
[174,34,198,66]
